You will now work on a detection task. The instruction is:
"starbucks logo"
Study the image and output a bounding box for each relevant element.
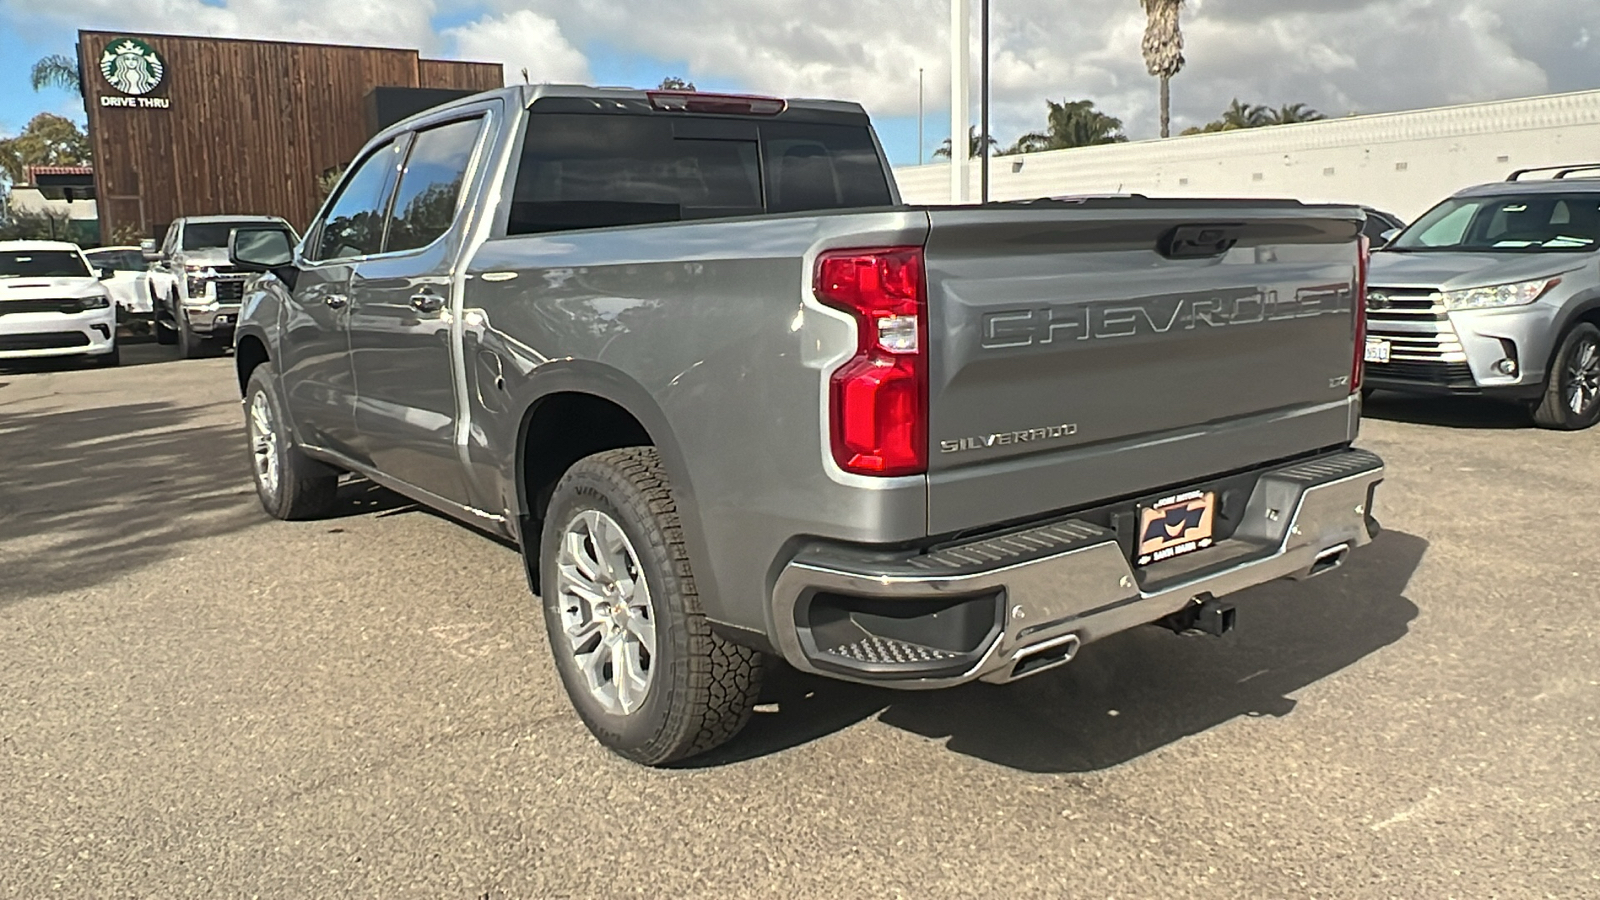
[100,38,165,96]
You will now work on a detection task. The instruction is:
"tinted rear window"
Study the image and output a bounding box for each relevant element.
[183,222,279,251]
[508,113,891,235]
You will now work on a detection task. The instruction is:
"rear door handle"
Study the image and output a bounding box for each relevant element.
[324,294,348,310]
[410,293,445,314]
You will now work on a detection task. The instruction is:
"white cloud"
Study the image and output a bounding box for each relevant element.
[3,0,442,57]
[443,10,589,85]
[6,0,1599,144]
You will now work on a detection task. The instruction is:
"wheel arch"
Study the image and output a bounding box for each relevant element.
[234,330,271,397]
[509,361,728,625]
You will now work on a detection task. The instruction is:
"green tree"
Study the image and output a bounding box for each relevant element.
[1139,0,1186,138]
[1180,99,1324,134]
[1265,102,1326,125]
[0,113,92,185]
[933,126,1001,160]
[657,76,696,90]
[1007,99,1127,153]
[30,53,81,95]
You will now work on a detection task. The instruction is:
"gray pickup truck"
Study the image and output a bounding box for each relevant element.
[229,85,1385,764]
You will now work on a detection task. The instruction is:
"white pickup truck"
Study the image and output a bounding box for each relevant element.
[145,215,297,357]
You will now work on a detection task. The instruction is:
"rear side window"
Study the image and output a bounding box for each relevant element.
[311,142,400,262]
[762,122,893,214]
[510,114,762,235]
[386,118,483,254]
[507,113,892,235]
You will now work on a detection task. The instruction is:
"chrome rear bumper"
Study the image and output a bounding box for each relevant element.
[770,449,1385,688]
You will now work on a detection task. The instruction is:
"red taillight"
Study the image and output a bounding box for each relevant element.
[646,91,787,116]
[1353,235,1369,394]
[814,247,927,476]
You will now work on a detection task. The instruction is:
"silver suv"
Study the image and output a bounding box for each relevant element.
[1364,166,1600,429]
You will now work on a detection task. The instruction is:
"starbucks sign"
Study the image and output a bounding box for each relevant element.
[99,38,170,109]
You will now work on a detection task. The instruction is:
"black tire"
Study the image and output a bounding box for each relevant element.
[539,447,762,765]
[153,293,178,345]
[244,363,339,519]
[176,307,207,359]
[1531,322,1600,431]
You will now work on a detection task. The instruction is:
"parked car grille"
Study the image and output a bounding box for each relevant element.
[214,280,245,302]
[0,332,90,351]
[0,298,96,315]
[1364,360,1477,387]
[1365,287,1475,386]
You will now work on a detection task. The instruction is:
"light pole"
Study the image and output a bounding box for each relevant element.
[918,67,924,166]
[980,0,990,203]
[950,0,970,203]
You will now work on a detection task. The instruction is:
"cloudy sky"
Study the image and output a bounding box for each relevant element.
[2,0,1597,165]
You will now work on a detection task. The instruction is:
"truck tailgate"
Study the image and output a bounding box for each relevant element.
[923,202,1363,535]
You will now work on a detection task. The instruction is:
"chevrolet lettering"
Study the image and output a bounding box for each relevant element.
[981,286,1353,349]
[230,84,1384,765]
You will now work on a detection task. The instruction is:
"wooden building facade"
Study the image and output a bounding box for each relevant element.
[78,31,503,241]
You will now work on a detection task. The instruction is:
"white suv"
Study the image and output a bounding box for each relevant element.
[0,241,119,367]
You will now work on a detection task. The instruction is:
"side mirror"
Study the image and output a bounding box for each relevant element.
[1376,227,1402,248]
[139,239,159,262]
[97,267,115,281]
[229,227,295,270]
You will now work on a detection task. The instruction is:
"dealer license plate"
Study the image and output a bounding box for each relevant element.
[1364,338,1391,364]
[1135,490,1217,567]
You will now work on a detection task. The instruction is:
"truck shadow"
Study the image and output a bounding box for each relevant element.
[1362,390,1532,430]
[0,399,412,607]
[696,529,1425,773]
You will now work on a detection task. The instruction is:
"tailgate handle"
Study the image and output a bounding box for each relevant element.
[1159,223,1244,259]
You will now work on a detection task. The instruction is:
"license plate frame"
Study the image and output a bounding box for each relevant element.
[1364,337,1392,364]
[1135,490,1218,567]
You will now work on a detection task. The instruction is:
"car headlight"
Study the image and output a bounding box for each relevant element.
[187,274,207,295]
[1440,277,1561,311]
[80,294,111,310]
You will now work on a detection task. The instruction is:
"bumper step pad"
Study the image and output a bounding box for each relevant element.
[824,635,962,666]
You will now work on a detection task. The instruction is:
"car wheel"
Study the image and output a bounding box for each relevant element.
[1532,322,1600,430]
[539,447,762,765]
[176,308,207,359]
[153,294,178,346]
[244,363,339,520]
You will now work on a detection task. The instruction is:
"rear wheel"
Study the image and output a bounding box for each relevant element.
[539,447,762,765]
[244,363,339,519]
[1532,322,1600,430]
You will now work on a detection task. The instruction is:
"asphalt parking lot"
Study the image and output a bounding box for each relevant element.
[2,340,1597,898]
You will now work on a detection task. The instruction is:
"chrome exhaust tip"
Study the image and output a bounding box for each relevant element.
[1293,543,1351,580]
[1007,632,1081,682]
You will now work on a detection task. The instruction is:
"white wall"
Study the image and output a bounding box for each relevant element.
[893,89,1600,221]
[5,187,98,222]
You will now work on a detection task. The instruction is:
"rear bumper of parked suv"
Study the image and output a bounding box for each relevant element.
[769,449,1384,688]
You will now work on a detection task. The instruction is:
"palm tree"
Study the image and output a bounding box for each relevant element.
[933,126,1001,160]
[1265,103,1326,125]
[30,54,80,95]
[1007,99,1128,153]
[1139,0,1186,138]
[1220,99,1271,129]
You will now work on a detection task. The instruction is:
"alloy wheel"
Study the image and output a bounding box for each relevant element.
[248,391,280,500]
[556,510,657,716]
[1566,335,1600,417]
